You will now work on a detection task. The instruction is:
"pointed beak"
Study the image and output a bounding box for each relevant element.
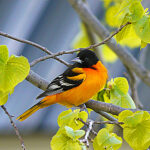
[71,57,82,64]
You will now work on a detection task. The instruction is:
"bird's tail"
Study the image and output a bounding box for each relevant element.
[17,95,56,121]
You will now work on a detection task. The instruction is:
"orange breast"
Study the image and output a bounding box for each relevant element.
[56,61,108,107]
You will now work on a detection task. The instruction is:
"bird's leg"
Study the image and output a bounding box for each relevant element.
[78,104,90,117]
[78,103,86,111]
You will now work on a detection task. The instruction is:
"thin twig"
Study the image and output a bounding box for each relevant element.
[26,71,150,116]
[0,31,69,67]
[78,118,97,135]
[83,21,103,62]
[1,105,26,150]
[78,116,123,128]
[125,66,143,109]
[93,121,123,125]
[81,0,103,60]
[96,111,118,121]
[94,111,123,128]
[68,0,150,87]
[78,118,88,126]
[30,22,130,67]
[80,119,94,147]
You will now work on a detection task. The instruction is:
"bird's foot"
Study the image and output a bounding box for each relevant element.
[78,104,90,117]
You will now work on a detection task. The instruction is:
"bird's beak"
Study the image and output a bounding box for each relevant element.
[71,57,82,63]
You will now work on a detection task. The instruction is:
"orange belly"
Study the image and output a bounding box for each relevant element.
[56,63,108,107]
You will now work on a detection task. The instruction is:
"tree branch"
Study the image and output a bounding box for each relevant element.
[93,120,123,125]
[0,0,148,122]
[83,22,103,62]
[85,100,126,115]
[26,70,146,116]
[80,119,94,148]
[125,66,143,109]
[0,31,69,67]
[96,111,118,121]
[0,22,127,68]
[67,0,150,87]
[26,70,48,90]
[1,105,26,150]
[30,22,129,67]
[0,1,148,89]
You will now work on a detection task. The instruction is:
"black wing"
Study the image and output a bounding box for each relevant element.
[36,65,85,99]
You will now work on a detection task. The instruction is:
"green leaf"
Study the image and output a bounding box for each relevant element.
[115,24,141,48]
[0,51,30,92]
[65,126,85,141]
[57,109,88,130]
[105,4,123,27]
[110,91,136,109]
[72,24,91,49]
[134,15,150,43]
[141,40,148,49]
[117,0,144,23]
[114,77,129,94]
[118,110,150,150]
[92,89,105,102]
[0,87,15,105]
[116,24,132,41]
[93,128,122,150]
[128,1,144,22]
[0,45,30,105]
[9,88,14,95]
[101,45,118,63]
[81,145,87,150]
[0,45,9,64]
[105,77,136,109]
[0,90,9,105]
[51,128,82,150]
[103,0,113,8]
[87,108,93,116]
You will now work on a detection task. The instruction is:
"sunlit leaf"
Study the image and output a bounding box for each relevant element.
[141,40,148,49]
[93,128,122,150]
[110,91,136,109]
[105,4,123,27]
[92,89,105,102]
[105,77,136,109]
[0,49,30,92]
[114,77,129,94]
[118,110,150,150]
[116,24,132,41]
[101,45,118,63]
[57,109,88,130]
[9,88,14,95]
[103,0,113,8]
[51,127,82,150]
[115,24,141,48]
[0,90,9,105]
[134,15,150,43]
[118,0,143,23]
[0,45,9,64]
[72,24,91,49]
[128,1,144,22]
[65,126,85,141]
[0,45,30,105]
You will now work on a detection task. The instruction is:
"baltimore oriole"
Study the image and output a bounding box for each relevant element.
[17,49,108,121]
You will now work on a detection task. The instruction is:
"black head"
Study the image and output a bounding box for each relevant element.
[76,49,99,68]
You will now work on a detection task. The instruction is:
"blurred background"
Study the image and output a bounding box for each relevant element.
[0,0,150,149]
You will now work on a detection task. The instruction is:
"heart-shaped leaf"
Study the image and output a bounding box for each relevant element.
[65,126,85,141]
[0,46,30,92]
[0,45,30,105]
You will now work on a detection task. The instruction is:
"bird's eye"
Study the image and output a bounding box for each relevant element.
[84,57,89,62]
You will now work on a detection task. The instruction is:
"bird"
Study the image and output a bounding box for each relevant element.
[17,49,108,121]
